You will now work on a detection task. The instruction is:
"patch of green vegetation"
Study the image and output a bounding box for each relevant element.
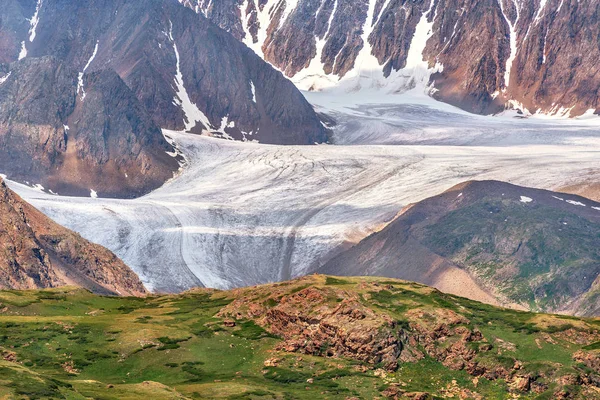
[157,336,191,350]
[422,199,600,313]
[325,277,352,285]
[232,320,277,340]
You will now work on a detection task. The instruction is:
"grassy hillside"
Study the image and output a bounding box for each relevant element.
[320,180,600,316]
[1,276,600,399]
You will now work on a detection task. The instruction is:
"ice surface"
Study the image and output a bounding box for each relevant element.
[9,95,600,293]
[6,73,600,293]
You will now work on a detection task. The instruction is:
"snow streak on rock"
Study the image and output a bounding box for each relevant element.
[498,0,519,89]
[0,72,11,85]
[77,40,99,101]
[28,0,43,42]
[167,20,212,132]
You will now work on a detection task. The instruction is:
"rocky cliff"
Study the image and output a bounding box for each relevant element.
[0,56,178,197]
[0,178,146,296]
[186,0,600,117]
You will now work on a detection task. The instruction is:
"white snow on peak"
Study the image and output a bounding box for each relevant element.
[78,40,99,101]
[250,80,257,103]
[295,0,441,106]
[566,199,586,207]
[90,189,98,199]
[0,72,11,85]
[520,196,533,203]
[167,20,212,133]
[291,0,340,90]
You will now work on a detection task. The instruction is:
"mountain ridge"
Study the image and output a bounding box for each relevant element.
[186,0,600,118]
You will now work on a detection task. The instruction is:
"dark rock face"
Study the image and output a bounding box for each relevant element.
[0,0,328,196]
[190,0,600,116]
[0,56,176,197]
[319,180,600,316]
[0,178,146,296]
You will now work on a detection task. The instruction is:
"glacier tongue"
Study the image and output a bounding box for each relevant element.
[8,102,600,293]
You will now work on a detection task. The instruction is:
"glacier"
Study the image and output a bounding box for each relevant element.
[8,96,600,293]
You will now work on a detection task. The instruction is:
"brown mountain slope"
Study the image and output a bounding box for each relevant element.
[0,178,146,296]
[319,180,600,316]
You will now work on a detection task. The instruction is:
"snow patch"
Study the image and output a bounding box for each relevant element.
[90,189,98,199]
[566,200,586,207]
[497,0,519,89]
[552,195,564,201]
[250,80,257,103]
[0,72,11,85]
[18,42,27,60]
[28,0,43,42]
[592,206,600,211]
[19,0,44,61]
[520,196,533,203]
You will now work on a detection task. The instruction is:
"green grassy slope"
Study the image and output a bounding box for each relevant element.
[1,276,600,399]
